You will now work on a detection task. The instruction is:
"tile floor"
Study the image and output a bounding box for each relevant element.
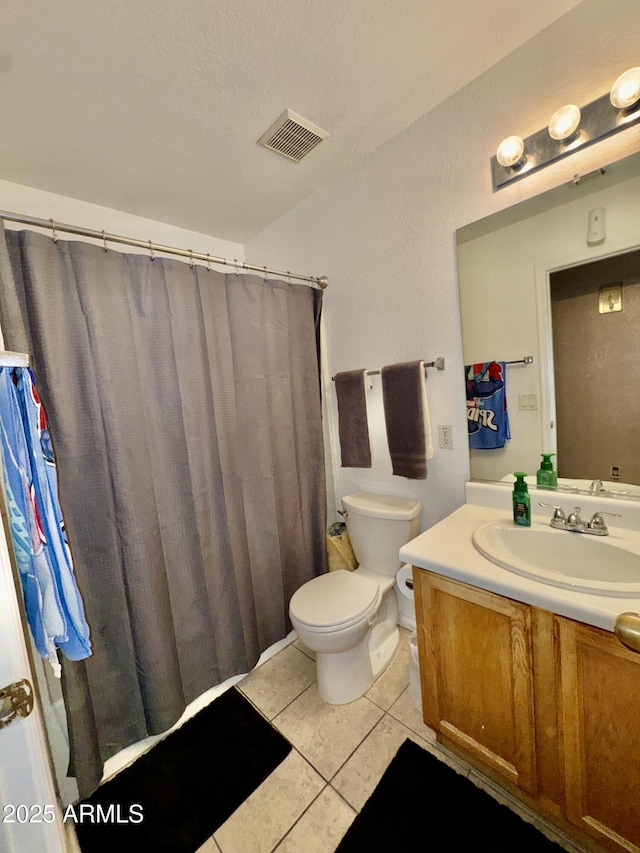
[194,628,589,853]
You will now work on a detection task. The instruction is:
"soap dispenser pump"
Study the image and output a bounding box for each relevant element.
[512,472,531,527]
[536,453,557,489]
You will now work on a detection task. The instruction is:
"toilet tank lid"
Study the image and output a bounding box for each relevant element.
[342,492,421,520]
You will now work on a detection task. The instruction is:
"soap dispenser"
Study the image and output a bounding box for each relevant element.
[512,472,531,527]
[536,453,557,489]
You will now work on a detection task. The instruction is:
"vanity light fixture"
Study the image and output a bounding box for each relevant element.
[496,135,525,168]
[610,67,640,110]
[548,104,581,141]
[492,66,640,190]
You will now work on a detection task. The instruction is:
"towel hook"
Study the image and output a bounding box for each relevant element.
[49,218,58,243]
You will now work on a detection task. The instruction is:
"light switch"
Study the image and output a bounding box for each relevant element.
[518,394,538,411]
[599,284,622,314]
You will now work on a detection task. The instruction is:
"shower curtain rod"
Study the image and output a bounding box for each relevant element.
[0,209,329,290]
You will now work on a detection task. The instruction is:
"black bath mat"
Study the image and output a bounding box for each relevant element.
[73,686,291,853]
[336,739,565,852]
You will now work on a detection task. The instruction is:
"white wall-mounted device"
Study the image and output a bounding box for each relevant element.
[587,207,606,245]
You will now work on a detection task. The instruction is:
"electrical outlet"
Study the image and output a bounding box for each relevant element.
[438,425,453,449]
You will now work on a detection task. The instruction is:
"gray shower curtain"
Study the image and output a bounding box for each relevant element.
[0,225,326,797]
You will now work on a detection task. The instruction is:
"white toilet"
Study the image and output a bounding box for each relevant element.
[289,492,421,704]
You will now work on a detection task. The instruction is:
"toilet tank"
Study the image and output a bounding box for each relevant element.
[342,492,421,576]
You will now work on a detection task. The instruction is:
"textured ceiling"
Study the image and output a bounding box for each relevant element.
[0,0,583,242]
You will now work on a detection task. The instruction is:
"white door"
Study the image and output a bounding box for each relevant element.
[0,516,66,853]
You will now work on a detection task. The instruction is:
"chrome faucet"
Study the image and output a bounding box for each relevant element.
[538,503,621,536]
[587,477,630,497]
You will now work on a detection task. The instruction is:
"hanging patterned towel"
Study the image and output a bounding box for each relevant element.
[334,369,372,468]
[465,361,511,449]
[381,360,432,479]
[0,367,92,674]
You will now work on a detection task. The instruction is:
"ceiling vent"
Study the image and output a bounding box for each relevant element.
[257,109,329,162]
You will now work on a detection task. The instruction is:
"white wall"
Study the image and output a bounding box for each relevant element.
[244,0,640,532]
[458,171,640,482]
[0,178,244,269]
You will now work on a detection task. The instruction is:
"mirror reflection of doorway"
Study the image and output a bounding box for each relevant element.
[550,248,640,485]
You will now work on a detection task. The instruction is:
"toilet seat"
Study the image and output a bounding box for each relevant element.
[290,570,380,632]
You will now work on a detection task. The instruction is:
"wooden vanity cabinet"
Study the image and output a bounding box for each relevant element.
[414,568,640,853]
[413,571,538,794]
[557,617,640,851]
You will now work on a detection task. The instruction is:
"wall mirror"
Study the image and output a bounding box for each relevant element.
[456,150,640,500]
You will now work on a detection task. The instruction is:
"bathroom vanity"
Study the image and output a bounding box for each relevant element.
[400,483,640,853]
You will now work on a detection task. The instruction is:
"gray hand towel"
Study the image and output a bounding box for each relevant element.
[381,360,428,479]
[334,369,372,468]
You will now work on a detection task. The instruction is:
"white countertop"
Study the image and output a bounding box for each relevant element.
[400,484,640,633]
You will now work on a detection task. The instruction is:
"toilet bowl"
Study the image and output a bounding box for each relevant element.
[289,492,421,704]
[395,564,416,631]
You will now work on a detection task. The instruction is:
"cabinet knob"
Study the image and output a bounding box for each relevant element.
[614,612,640,654]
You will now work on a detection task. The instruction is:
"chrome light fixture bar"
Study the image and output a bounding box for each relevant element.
[492,67,640,190]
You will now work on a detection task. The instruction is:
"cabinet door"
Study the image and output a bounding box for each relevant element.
[414,571,537,795]
[557,617,640,852]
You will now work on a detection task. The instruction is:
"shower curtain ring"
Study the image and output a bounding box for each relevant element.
[206,253,211,272]
[233,259,240,277]
[286,270,292,285]
[102,230,108,252]
[49,218,58,243]
[148,240,154,261]
[189,249,194,269]
[263,266,268,283]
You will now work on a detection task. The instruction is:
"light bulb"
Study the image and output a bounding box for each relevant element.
[548,104,581,141]
[610,67,640,110]
[496,136,525,168]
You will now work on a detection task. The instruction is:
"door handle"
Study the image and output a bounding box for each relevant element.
[614,613,640,654]
[0,678,34,730]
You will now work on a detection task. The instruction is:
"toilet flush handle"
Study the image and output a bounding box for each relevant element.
[338,509,348,519]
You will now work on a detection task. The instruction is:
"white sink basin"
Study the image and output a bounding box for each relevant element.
[472,520,640,597]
